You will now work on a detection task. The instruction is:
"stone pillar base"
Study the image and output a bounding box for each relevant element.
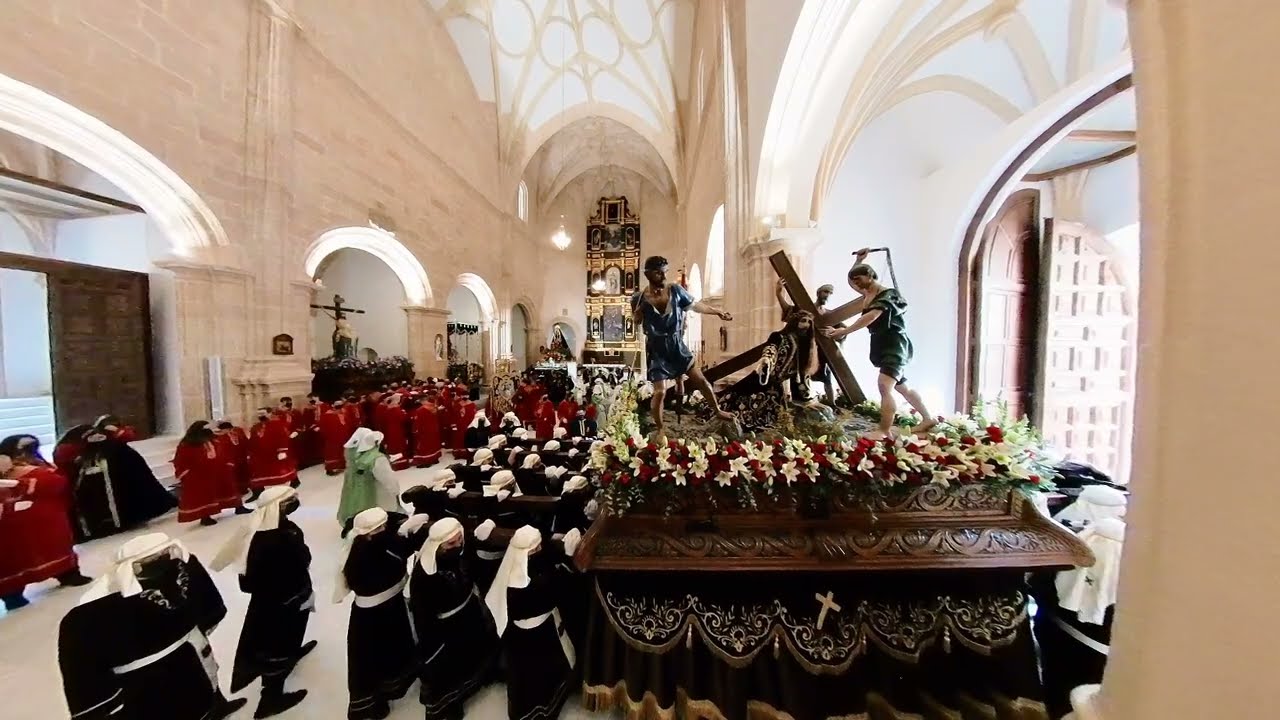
[229,357,313,425]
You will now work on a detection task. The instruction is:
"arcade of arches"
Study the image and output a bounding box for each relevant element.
[0,2,1275,720]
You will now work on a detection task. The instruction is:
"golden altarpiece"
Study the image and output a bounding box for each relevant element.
[582,196,642,366]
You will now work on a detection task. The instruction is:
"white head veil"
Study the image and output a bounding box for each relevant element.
[417,518,464,575]
[332,508,389,603]
[553,426,567,440]
[81,533,190,604]
[356,431,384,453]
[468,411,488,429]
[542,440,561,452]
[488,435,508,450]
[1055,518,1125,625]
[471,448,495,466]
[1054,485,1127,524]
[522,453,542,469]
[502,412,521,427]
[344,427,373,450]
[484,525,542,636]
[562,475,589,495]
[211,486,297,574]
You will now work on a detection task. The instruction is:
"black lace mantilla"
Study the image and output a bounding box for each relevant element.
[595,576,1027,674]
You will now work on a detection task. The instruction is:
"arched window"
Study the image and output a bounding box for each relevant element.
[695,53,706,115]
[686,264,704,363]
[705,204,725,296]
[516,181,529,222]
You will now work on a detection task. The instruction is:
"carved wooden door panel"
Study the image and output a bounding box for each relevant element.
[47,267,154,437]
[1037,220,1135,483]
[972,191,1039,419]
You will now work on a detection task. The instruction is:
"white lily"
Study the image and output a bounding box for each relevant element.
[715,471,735,487]
[780,461,802,485]
[690,455,709,479]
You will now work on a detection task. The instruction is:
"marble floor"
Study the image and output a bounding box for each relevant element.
[0,457,612,720]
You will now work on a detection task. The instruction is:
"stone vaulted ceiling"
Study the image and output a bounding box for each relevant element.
[426,0,692,197]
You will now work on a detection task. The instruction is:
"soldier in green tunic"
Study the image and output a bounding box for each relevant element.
[821,249,937,439]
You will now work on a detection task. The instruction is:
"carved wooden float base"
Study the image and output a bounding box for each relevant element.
[575,486,1093,572]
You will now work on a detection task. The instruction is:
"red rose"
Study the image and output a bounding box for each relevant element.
[936,437,950,447]
[961,436,977,447]
[986,425,1004,443]
[601,472,613,486]
[1029,474,1041,484]
[620,474,631,485]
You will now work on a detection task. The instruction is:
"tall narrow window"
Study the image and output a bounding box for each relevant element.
[705,205,725,296]
[516,181,529,222]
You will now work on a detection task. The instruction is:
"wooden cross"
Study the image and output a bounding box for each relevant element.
[703,251,866,403]
[310,293,366,320]
[814,590,842,630]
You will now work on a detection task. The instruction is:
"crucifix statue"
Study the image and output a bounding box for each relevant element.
[310,293,366,359]
[704,251,867,403]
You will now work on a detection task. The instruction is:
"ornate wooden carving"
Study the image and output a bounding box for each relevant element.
[574,487,1092,573]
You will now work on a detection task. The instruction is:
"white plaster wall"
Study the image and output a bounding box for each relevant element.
[0,268,51,397]
[510,304,529,370]
[809,106,942,411]
[54,214,154,271]
[1082,154,1140,236]
[312,248,408,359]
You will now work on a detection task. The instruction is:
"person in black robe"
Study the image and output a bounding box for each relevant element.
[58,533,246,720]
[485,525,579,720]
[463,410,491,450]
[407,518,500,720]
[567,409,597,439]
[1031,518,1124,718]
[334,507,430,720]
[71,428,176,541]
[211,485,314,718]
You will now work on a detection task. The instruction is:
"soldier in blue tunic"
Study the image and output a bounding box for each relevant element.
[632,256,736,436]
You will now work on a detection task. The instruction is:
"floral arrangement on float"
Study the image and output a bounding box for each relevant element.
[589,390,1057,517]
[311,355,414,373]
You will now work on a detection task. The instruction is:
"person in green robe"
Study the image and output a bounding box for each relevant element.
[337,428,402,533]
[822,248,937,438]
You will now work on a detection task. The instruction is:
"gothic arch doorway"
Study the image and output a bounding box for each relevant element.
[965,189,1041,419]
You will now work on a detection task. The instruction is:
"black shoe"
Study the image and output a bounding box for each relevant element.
[289,479,301,489]
[200,517,219,526]
[349,700,390,720]
[234,505,252,515]
[293,640,318,663]
[2,594,29,611]
[211,696,248,720]
[57,571,93,587]
[254,689,307,719]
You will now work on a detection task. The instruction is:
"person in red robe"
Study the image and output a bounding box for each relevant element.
[452,397,477,455]
[173,421,248,526]
[437,391,457,455]
[412,399,443,467]
[360,391,383,431]
[318,400,352,475]
[557,396,579,431]
[380,395,412,471]
[213,421,251,495]
[94,414,139,443]
[0,445,91,611]
[584,402,599,422]
[343,393,364,429]
[298,394,327,469]
[248,408,298,497]
[52,425,92,481]
[535,396,558,441]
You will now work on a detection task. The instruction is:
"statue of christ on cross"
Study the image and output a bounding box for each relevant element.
[311,293,366,360]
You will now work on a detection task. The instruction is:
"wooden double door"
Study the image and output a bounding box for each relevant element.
[969,198,1135,482]
[0,252,154,438]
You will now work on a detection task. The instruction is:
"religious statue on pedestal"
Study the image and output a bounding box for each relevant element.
[549,324,574,361]
[715,310,820,430]
[310,294,365,360]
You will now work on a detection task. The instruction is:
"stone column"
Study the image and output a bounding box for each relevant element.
[736,228,821,353]
[1066,2,1280,718]
[245,0,299,352]
[526,326,543,369]
[403,306,449,379]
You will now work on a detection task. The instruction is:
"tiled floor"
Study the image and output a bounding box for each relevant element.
[0,458,611,720]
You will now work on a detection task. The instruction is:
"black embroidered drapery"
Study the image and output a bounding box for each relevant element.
[582,571,1050,720]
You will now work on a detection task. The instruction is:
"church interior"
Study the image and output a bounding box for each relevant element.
[0,1,1273,719]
